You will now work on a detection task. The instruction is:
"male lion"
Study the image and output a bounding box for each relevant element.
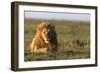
[30,22,58,53]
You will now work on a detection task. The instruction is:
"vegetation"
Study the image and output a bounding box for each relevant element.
[24,18,90,61]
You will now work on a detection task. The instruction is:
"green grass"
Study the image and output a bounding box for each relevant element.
[24,18,90,61]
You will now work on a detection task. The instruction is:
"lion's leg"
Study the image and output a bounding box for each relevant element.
[30,38,48,53]
[30,38,35,52]
[34,47,48,53]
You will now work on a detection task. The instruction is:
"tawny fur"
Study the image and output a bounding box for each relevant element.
[30,22,58,53]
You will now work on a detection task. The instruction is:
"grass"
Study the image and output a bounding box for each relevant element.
[24,18,90,61]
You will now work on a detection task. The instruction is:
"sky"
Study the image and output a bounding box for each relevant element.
[24,11,90,21]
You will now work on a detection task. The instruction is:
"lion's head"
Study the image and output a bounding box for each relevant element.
[30,21,58,53]
[37,22,56,44]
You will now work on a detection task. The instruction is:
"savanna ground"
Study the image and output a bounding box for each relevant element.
[24,18,90,61]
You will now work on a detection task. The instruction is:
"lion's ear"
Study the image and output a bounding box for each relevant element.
[50,24,55,30]
[37,22,45,31]
[37,24,42,32]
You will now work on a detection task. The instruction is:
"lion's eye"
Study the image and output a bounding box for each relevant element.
[42,30,45,33]
[43,30,46,34]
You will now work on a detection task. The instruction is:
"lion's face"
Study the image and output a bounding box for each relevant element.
[37,22,55,44]
[41,28,50,43]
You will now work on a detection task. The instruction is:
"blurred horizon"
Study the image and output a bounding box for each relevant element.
[24,11,90,22]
